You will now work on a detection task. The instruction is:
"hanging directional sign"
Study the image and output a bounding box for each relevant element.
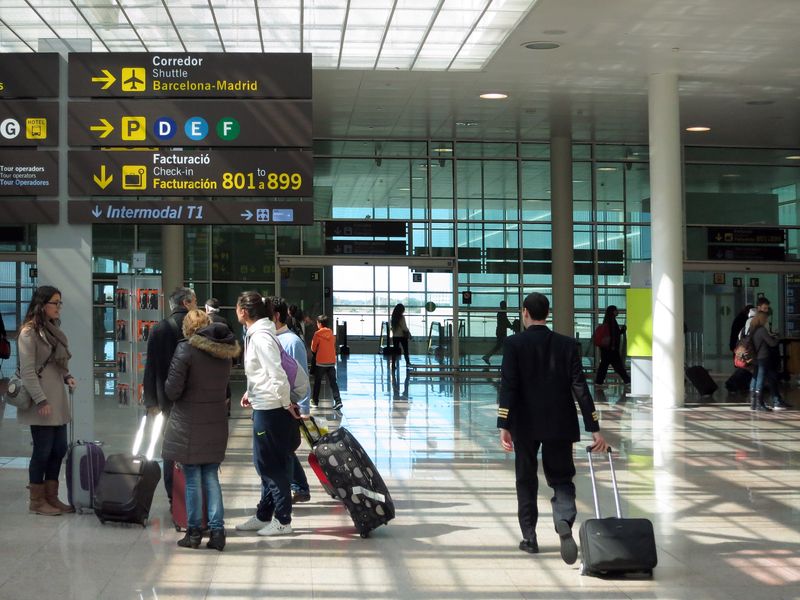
[68,149,312,197]
[325,240,407,256]
[68,53,312,99]
[68,199,313,225]
[0,54,60,98]
[0,150,59,196]
[68,100,311,147]
[0,101,59,146]
[0,199,59,223]
[707,227,784,245]
[324,220,406,238]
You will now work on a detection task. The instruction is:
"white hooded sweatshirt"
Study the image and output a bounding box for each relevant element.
[243,318,290,410]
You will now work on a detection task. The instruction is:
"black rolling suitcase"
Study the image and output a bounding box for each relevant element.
[95,414,163,527]
[579,447,657,577]
[725,368,752,392]
[685,365,717,396]
[302,420,395,537]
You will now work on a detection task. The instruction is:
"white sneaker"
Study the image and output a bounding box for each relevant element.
[257,519,293,536]
[235,515,268,531]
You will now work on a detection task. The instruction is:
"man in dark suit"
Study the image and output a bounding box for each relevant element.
[498,292,608,563]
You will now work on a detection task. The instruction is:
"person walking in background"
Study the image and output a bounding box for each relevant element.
[594,305,630,385]
[164,310,240,551]
[143,287,198,506]
[390,303,411,370]
[311,315,343,411]
[17,285,77,516]
[234,292,300,537]
[498,292,608,562]
[729,304,754,353]
[483,301,513,364]
[270,297,312,504]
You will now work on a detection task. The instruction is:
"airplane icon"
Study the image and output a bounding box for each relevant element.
[121,67,146,92]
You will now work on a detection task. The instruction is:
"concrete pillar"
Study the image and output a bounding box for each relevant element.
[37,39,93,439]
[648,72,685,408]
[550,132,574,335]
[161,225,184,292]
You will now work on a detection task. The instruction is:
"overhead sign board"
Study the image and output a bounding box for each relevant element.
[707,245,785,261]
[69,200,313,225]
[325,220,406,238]
[707,227,784,245]
[0,54,60,98]
[68,149,312,197]
[0,150,59,196]
[325,240,407,256]
[0,101,59,146]
[68,99,311,147]
[68,53,312,99]
[0,199,59,223]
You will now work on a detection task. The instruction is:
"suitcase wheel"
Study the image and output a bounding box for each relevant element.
[579,563,588,576]
[359,530,369,539]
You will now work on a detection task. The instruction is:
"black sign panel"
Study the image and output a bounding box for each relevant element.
[0,199,59,223]
[69,200,313,225]
[325,240,407,256]
[707,245,785,261]
[0,150,59,196]
[69,53,312,99]
[708,227,784,245]
[0,54,60,98]
[68,100,311,147]
[325,220,406,237]
[68,149,312,197]
[0,101,59,146]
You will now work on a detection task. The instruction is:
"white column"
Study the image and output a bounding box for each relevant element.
[161,225,184,292]
[37,39,94,439]
[648,72,684,408]
[550,133,574,335]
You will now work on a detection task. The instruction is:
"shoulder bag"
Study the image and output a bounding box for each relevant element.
[5,347,56,410]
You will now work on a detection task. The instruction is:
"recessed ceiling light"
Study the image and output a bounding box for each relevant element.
[432,147,453,152]
[721,173,741,178]
[480,92,508,100]
[523,41,561,50]
[398,187,410,191]
[572,179,586,183]
[746,100,774,106]
[785,155,800,160]
[597,167,617,172]
[686,126,711,132]
[456,120,479,127]
[542,29,567,35]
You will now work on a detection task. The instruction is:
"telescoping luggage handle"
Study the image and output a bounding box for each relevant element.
[132,412,164,461]
[585,446,622,520]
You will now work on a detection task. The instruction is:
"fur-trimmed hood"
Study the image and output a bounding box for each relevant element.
[187,322,241,359]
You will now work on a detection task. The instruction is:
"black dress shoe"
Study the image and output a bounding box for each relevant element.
[519,539,539,554]
[555,520,578,565]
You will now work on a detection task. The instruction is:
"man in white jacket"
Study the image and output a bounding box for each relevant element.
[234,291,300,536]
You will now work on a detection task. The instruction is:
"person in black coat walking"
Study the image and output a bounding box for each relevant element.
[143,287,197,502]
[164,310,240,551]
[498,292,608,563]
[594,305,630,385]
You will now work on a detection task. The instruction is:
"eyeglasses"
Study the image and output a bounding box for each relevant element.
[46,301,64,307]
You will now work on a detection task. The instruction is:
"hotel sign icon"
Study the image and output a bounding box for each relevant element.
[121,68,146,92]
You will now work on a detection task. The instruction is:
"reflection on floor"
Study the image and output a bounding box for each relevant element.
[1,354,799,599]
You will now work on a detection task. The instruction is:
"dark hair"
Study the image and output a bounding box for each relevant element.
[603,305,618,324]
[390,303,405,329]
[270,296,288,324]
[205,297,220,310]
[317,314,330,328]
[742,304,754,314]
[756,297,770,307]
[169,287,195,311]
[523,292,549,321]
[22,285,61,332]
[499,300,507,309]
[237,290,271,321]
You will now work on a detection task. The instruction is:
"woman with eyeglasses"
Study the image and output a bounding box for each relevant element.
[17,286,77,516]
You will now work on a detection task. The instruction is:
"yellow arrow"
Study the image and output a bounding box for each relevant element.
[89,118,114,138]
[91,69,116,90]
[93,165,113,189]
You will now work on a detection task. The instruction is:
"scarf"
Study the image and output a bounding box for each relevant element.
[43,320,72,370]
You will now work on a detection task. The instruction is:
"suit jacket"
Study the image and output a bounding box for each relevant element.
[498,325,599,442]
[143,308,188,413]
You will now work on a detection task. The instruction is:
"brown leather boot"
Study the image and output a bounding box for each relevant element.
[44,480,74,513]
[28,483,61,516]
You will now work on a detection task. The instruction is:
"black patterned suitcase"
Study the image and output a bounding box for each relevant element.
[310,425,395,537]
[579,447,657,577]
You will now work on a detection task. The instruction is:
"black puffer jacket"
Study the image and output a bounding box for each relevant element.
[163,323,240,465]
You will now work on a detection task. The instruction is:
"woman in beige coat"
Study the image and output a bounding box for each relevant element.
[17,285,77,516]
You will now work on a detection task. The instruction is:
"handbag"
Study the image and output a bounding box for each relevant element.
[5,348,56,410]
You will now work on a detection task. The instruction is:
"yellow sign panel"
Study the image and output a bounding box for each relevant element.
[626,288,652,357]
[121,116,146,141]
[25,118,47,139]
[121,165,147,190]
[120,68,146,92]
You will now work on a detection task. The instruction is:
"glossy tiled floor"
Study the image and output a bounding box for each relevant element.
[1,355,799,600]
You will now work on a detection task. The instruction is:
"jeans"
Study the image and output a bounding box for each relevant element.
[29,424,67,484]
[391,336,410,367]
[312,366,341,404]
[754,357,780,401]
[182,463,224,531]
[253,408,296,525]
[290,453,310,494]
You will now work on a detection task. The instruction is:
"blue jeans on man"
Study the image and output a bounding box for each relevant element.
[182,463,224,531]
